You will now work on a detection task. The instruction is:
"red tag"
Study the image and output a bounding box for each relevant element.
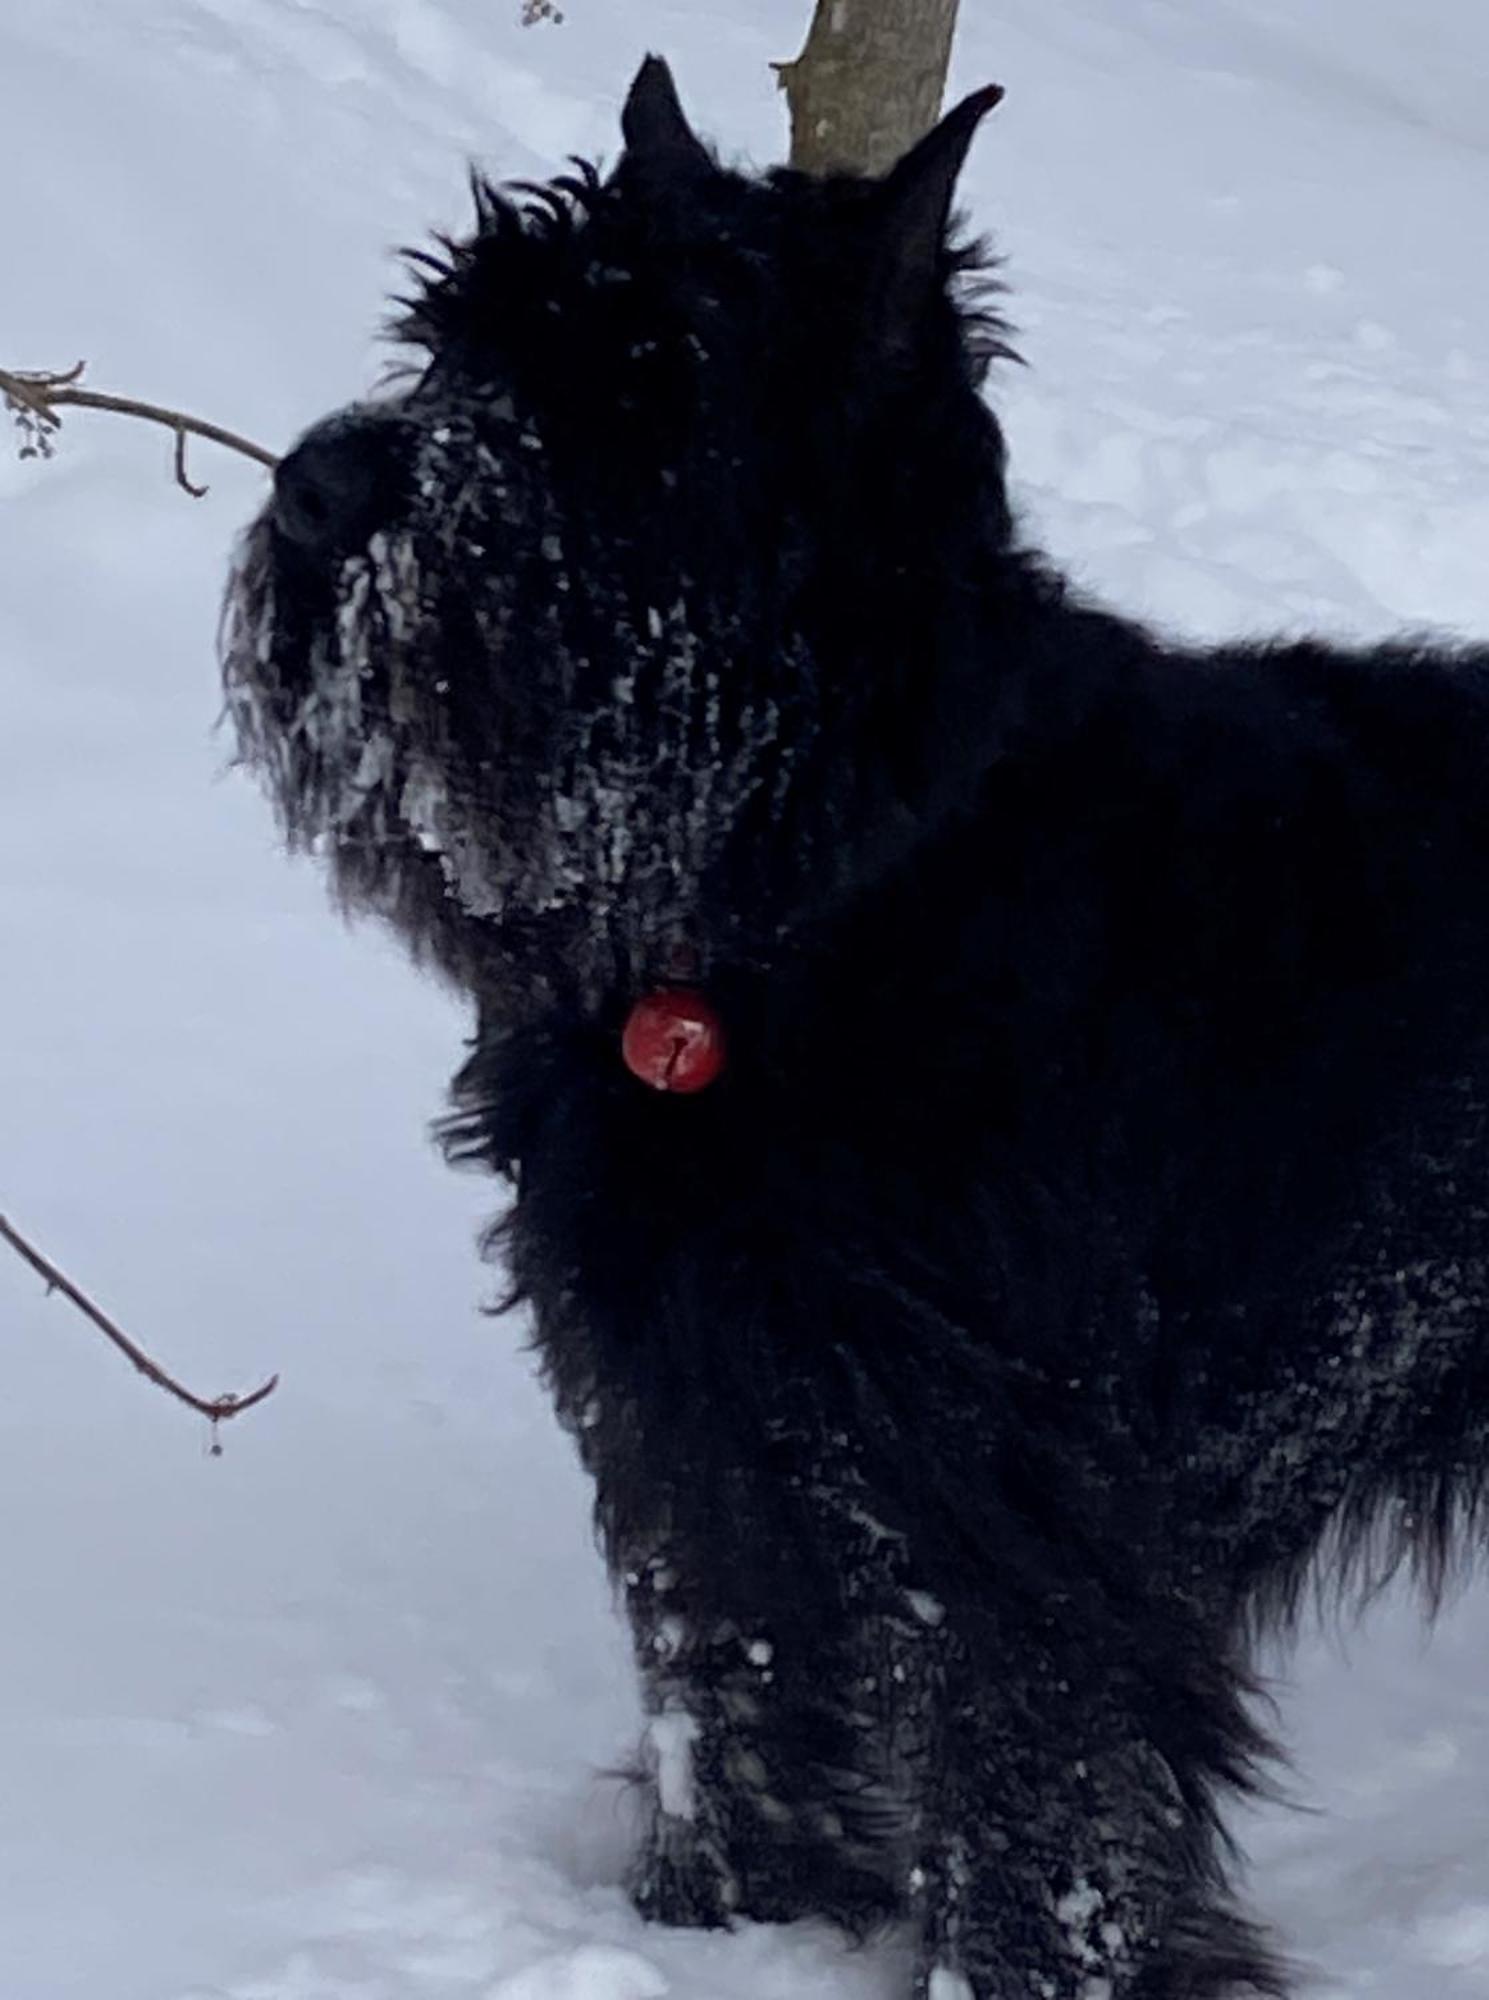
[621,989,727,1093]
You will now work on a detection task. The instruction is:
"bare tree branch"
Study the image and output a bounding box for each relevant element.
[0,1213,280,1450]
[1,362,278,498]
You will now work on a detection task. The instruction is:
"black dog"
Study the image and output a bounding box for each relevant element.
[221,55,1489,2000]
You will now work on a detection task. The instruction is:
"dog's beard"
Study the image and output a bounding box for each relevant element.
[222,518,489,902]
[221,510,807,993]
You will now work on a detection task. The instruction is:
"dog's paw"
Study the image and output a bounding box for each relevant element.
[627,1838,736,1931]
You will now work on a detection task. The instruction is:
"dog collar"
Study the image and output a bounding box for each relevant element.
[622,988,727,1093]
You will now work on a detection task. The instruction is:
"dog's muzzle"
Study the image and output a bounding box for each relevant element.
[272,410,411,561]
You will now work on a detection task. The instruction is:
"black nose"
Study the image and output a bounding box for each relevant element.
[272,414,402,556]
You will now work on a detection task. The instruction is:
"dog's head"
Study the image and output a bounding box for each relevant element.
[222,57,1008,1008]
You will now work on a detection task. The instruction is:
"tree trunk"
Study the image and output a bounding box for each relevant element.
[776,0,961,177]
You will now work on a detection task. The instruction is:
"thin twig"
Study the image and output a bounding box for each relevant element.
[0,362,278,497]
[173,424,208,499]
[0,1213,279,1446]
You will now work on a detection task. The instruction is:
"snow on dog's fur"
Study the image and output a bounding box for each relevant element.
[223,56,1489,2000]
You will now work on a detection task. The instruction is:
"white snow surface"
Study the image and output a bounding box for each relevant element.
[5,2,1489,1994]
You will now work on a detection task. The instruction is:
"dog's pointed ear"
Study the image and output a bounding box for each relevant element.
[621,55,716,177]
[873,84,1004,355]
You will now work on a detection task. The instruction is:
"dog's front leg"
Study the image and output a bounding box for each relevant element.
[622,1549,748,1928]
[908,1643,1280,2000]
[621,1543,909,1933]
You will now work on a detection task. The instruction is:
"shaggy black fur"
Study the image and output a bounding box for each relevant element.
[221,55,1489,2000]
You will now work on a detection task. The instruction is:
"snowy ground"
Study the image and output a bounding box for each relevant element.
[5,2,1489,1994]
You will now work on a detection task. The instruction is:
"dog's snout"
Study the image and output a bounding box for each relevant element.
[272,414,403,557]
